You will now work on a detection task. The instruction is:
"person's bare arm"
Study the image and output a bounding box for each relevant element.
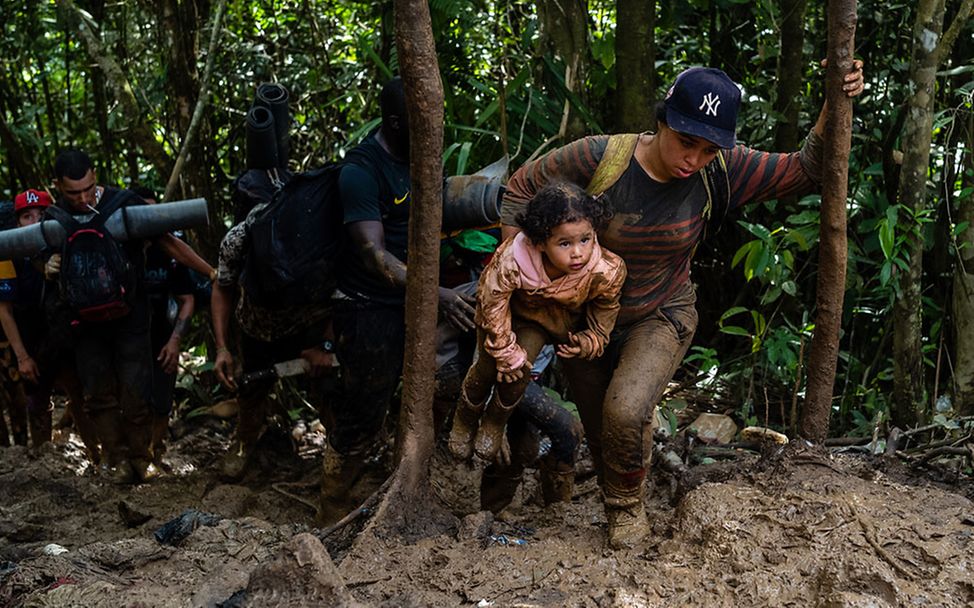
[158,294,195,375]
[347,220,475,330]
[155,234,215,279]
[210,281,237,390]
[0,301,38,382]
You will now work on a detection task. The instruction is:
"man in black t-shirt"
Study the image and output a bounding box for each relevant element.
[50,149,214,483]
[320,77,475,521]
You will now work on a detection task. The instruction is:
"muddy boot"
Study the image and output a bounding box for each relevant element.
[473,393,520,461]
[26,393,53,447]
[318,444,370,525]
[539,456,575,505]
[448,389,487,460]
[480,467,524,515]
[91,409,132,484]
[603,467,650,549]
[150,415,172,472]
[219,439,256,482]
[7,389,29,447]
[67,401,101,465]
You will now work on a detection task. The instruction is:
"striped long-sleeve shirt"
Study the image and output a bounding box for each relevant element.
[501,131,824,326]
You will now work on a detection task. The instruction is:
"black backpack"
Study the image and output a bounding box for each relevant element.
[240,163,346,308]
[46,191,138,323]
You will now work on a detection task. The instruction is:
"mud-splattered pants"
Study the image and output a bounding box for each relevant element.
[561,282,697,497]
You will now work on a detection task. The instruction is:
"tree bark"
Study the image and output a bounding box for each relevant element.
[57,0,171,178]
[892,0,972,427]
[614,0,656,132]
[360,0,456,542]
[799,0,856,443]
[773,0,808,152]
[538,0,589,140]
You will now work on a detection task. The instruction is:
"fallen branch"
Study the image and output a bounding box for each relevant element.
[271,480,320,513]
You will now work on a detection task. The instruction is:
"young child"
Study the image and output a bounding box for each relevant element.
[449,181,626,461]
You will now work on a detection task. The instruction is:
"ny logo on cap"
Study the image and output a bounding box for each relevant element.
[26,191,39,205]
[699,92,721,117]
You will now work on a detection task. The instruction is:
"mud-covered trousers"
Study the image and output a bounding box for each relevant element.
[329,297,405,456]
[235,318,334,450]
[73,298,154,464]
[560,282,697,496]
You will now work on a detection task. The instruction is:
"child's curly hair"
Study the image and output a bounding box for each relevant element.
[515,181,612,245]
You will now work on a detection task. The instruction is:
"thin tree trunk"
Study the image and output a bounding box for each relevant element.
[892,0,972,427]
[57,0,171,178]
[800,0,856,443]
[774,0,808,152]
[360,0,456,542]
[538,0,589,140]
[163,0,226,202]
[615,0,656,132]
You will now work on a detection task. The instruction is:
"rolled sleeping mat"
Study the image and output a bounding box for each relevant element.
[442,155,509,232]
[254,83,290,168]
[246,105,279,170]
[0,198,209,260]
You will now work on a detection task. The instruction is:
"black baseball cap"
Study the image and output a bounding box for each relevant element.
[663,67,741,149]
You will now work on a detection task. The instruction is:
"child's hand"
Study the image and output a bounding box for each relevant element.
[496,367,525,384]
[556,332,583,359]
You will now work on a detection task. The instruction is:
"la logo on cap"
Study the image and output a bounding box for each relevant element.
[26,191,39,205]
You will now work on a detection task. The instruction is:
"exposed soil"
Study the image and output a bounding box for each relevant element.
[1,409,973,608]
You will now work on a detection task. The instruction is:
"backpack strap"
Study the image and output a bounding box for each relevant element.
[586,133,640,196]
[699,150,731,236]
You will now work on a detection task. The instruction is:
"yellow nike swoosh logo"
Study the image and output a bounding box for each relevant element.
[394,192,409,205]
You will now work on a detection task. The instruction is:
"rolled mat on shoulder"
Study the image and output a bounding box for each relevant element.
[245,105,279,170]
[442,155,509,232]
[254,82,290,168]
[0,198,209,260]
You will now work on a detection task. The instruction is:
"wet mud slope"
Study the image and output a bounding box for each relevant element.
[1,423,972,607]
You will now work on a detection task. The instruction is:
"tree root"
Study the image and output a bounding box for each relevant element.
[318,476,395,540]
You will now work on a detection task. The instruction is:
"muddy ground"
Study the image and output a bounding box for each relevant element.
[1,406,973,608]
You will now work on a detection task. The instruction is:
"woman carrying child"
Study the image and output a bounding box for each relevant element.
[448,181,626,463]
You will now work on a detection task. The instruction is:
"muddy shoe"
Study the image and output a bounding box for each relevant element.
[605,502,650,549]
[448,391,486,461]
[539,462,575,505]
[131,459,160,484]
[473,394,519,461]
[106,460,135,485]
[219,442,253,482]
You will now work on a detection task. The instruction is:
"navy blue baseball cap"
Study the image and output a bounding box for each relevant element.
[663,67,741,149]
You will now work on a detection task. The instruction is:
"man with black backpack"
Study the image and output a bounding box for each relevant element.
[48,149,215,484]
[317,77,477,521]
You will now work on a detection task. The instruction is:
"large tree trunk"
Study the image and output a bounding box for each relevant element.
[892,0,973,427]
[799,0,856,443]
[538,0,589,140]
[358,0,456,542]
[614,0,656,132]
[773,0,808,152]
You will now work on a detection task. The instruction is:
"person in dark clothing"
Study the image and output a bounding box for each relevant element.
[0,190,93,454]
[319,77,476,521]
[130,186,196,469]
[49,149,214,483]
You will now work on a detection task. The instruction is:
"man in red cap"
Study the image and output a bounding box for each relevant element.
[0,189,87,449]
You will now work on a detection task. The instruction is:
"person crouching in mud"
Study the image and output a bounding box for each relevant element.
[449,181,626,466]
